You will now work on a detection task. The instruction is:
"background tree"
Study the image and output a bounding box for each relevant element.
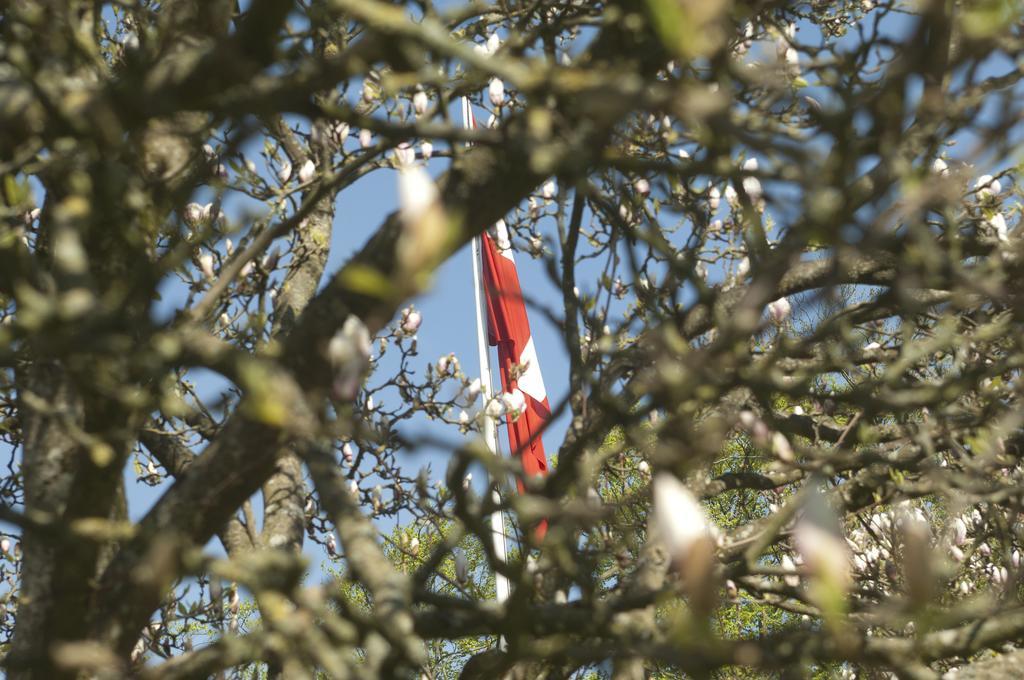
[1,0,1024,678]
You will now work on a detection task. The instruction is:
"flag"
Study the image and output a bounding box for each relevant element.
[463,97,551,540]
[481,222,551,487]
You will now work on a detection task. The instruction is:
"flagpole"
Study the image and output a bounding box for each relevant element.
[462,97,511,606]
[472,237,511,605]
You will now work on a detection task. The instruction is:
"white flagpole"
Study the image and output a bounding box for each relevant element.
[462,97,511,605]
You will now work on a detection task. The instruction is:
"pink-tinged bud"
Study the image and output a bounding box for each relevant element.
[1013,550,1021,568]
[198,254,215,280]
[979,542,991,557]
[420,140,433,160]
[277,161,292,184]
[488,78,505,107]
[342,442,354,462]
[931,158,949,176]
[541,180,556,200]
[725,579,738,598]
[0,538,9,554]
[767,296,792,324]
[184,203,204,226]
[327,316,372,369]
[486,32,501,55]
[348,479,359,496]
[401,308,422,334]
[298,159,316,184]
[708,186,721,211]
[975,174,1001,199]
[950,545,964,563]
[412,90,428,116]
[437,355,450,374]
[359,129,373,148]
[634,178,650,196]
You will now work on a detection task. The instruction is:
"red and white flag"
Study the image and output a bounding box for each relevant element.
[482,222,551,488]
[463,98,551,539]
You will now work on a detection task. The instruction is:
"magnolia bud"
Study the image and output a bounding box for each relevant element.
[975,174,1001,199]
[327,534,337,556]
[931,158,949,176]
[767,296,792,324]
[634,178,650,196]
[362,80,377,103]
[724,184,739,209]
[502,389,526,416]
[277,160,292,184]
[953,517,968,546]
[987,213,1008,242]
[736,256,750,279]
[198,254,215,280]
[485,398,505,418]
[0,538,9,554]
[637,460,650,476]
[298,159,315,184]
[348,479,359,496]
[654,474,718,614]
[332,122,350,146]
[541,180,556,200]
[420,140,433,160]
[488,78,505,107]
[342,442,354,462]
[725,579,738,598]
[454,550,469,585]
[359,129,373,149]
[393,143,415,168]
[708,186,721,212]
[467,378,482,401]
[781,555,800,587]
[772,432,794,462]
[184,203,204,226]
[458,410,470,425]
[486,32,501,55]
[412,90,429,116]
[409,535,420,556]
[397,165,446,275]
[401,308,422,334]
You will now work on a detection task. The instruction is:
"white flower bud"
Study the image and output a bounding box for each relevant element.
[277,160,292,184]
[198,254,215,280]
[0,538,9,554]
[420,140,433,160]
[332,122,350,146]
[486,32,501,55]
[781,555,800,587]
[772,432,794,462]
[975,174,1001,199]
[298,160,315,184]
[634,178,650,196]
[412,90,429,116]
[931,158,949,176]
[393,143,415,168]
[501,389,526,415]
[488,78,505,107]
[652,474,714,565]
[458,410,470,425]
[485,398,505,418]
[987,212,1008,242]
[736,256,750,279]
[708,186,721,212]
[541,180,556,200]
[467,378,482,401]
[359,129,373,149]
[637,460,650,476]
[362,80,377,102]
[454,550,469,584]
